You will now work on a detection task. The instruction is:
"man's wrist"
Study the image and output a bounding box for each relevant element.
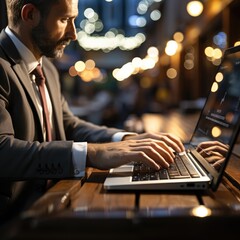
[112,132,138,142]
[122,133,138,141]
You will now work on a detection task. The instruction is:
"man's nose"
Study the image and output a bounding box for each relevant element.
[67,21,77,41]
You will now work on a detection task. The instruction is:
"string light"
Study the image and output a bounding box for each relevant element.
[77,31,146,52]
[112,46,159,81]
[187,1,204,17]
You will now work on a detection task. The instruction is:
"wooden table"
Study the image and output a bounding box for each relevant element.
[2,111,240,239]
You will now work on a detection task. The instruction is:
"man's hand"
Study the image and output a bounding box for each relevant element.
[123,132,185,153]
[196,141,229,170]
[87,133,185,170]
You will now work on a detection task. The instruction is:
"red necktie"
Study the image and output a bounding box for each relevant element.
[33,64,52,141]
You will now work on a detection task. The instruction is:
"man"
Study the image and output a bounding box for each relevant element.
[0,0,184,215]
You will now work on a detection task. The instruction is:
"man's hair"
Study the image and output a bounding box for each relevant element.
[6,0,60,26]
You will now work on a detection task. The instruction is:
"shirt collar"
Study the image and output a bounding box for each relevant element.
[5,26,42,74]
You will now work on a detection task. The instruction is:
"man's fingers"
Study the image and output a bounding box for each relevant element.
[126,132,185,153]
[160,133,185,152]
[131,140,175,159]
[129,141,175,168]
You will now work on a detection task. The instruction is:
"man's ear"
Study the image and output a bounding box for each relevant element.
[21,4,40,27]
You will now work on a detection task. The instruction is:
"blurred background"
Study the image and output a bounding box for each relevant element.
[1,0,240,131]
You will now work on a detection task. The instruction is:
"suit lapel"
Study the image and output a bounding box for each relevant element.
[0,30,42,126]
[13,63,42,120]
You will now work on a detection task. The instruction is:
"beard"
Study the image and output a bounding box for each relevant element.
[31,20,71,58]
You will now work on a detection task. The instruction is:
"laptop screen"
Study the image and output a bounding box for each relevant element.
[190,46,240,187]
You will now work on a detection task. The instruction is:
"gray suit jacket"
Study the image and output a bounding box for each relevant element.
[0,29,122,212]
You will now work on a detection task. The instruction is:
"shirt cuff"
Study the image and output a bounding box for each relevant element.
[72,142,87,177]
[112,132,137,142]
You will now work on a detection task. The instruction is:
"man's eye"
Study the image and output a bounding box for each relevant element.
[61,18,69,23]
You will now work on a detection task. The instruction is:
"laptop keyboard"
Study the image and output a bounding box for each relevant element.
[132,153,200,182]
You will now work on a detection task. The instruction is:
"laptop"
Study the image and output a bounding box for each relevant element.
[104,45,240,191]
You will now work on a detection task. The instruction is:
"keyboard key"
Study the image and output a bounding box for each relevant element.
[168,163,181,178]
[175,156,190,177]
[132,175,139,181]
[150,172,159,180]
[158,169,169,179]
[180,154,200,178]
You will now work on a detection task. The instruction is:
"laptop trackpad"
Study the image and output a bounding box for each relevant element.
[110,165,133,173]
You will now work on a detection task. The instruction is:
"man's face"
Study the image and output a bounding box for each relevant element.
[32,0,78,58]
